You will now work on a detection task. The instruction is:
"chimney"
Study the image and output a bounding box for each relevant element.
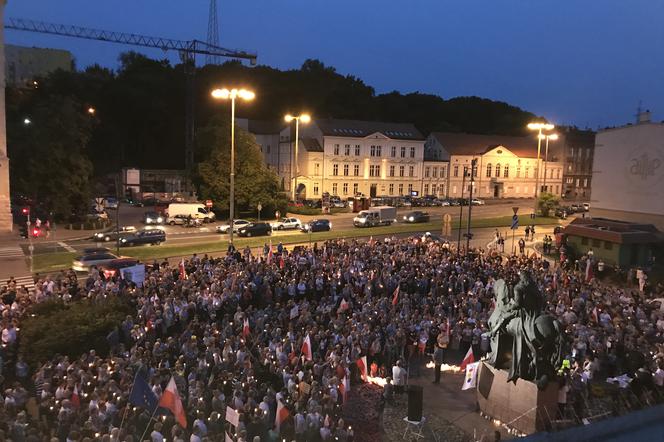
[637,110,651,124]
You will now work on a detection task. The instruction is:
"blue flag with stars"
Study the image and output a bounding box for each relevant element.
[128,372,158,413]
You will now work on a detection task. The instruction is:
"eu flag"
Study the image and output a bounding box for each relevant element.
[128,373,158,413]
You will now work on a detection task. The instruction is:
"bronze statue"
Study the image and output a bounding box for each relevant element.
[487,270,565,387]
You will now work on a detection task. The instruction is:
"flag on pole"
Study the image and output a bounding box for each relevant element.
[585,258,594,282]
[159,377,187,428]
[337,298,349,313]
[301,334,313,361]
[460,346,475,371]
[267,240,273,264]
[392,285,400,306]
[128,373,158,413]
[461,361,480,390]
[71,384,80,408]
[275,398,289,431]
[179,258,186,280]
[339,376,350,403]
[242,318,250,338]
[356,356,368,382]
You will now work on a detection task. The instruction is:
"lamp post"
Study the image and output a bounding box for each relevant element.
[457,165,468,253]
[527,122,555,215]
[465,158,477,250]
[285,113,311,202]
[540,133,558,194]
[211,88,255,247]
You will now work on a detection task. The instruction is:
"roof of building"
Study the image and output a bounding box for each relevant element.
[315,119,424,141]
[247,120,284,135]
[562,217,664,245]
[301,137,323,152]
[429,132,541,158]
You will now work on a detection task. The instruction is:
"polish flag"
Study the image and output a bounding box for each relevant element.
[585,258,594,283]
[159,376,187,428]
[460,346,475,371]
[242,318,250,338]
[356,356,368,382]
[301,334,313,361]
[71,384,80,408]
[591,307,599,323]
[275,398,289,431]
[267,243,273,264]
[337,298,349,313]
[392,285,400,306]
[179,258,186,280]
[338,376,350,403]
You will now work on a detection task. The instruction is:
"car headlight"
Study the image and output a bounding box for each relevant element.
[328,223,332,229]
[146,217,152,223]
[157,217,163,223]
[409,216,414,221]
[121,238,127,243]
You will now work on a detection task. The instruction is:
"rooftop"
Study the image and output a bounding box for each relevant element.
[316,119,424,141]
[562,217,664,244]
[429,132,545,158]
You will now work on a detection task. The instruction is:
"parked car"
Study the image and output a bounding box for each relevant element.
[119,229,166,246]
[143,211,164,225]
[104,197,119,209]
[438,199,452,207]
[554,207,568,219]
[93,226,137,242]
[570,204,582,213]
[402,211,430,223]
[99,258,140,279]
[271,217,302,230]
[471,198,485,205]
[329,197,346,208]
[301,219,332,232]
[237,222,272,237]
[72,252,121,272]
[167,215,189,226]
[216,219,250,234]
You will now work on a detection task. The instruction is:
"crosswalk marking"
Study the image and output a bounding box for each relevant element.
[0,245,25,259]
[0,275,35,291]
[58,241,76,252]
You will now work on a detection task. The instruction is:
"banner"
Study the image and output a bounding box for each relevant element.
[120,264,146,287]
[461,361,480,390]
[225,406,240,426]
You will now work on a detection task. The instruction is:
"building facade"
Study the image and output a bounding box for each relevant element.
[426,132,564,199]
[5,44,73,88]
[561,128,595,200]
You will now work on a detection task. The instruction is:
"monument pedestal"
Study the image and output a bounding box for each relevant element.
[476,362,558,435]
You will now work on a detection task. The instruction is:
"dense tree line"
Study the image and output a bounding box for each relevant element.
[6,53,538,220]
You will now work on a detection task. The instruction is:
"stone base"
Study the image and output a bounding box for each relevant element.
[476,361,558,435]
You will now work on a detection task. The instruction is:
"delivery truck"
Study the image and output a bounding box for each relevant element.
[166,203,216,223]
[353,206,397,227]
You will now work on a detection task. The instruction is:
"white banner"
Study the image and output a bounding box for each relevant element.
[119,264,146,287]
[225,406,240,427]
[461,361,480,390]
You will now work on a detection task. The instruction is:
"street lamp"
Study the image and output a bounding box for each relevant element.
[211,87,256,247]
[539,133,558,193]
[527,122,554,214]
[87,107,96,115]
[23,118,31,125]
[284,113,311,202]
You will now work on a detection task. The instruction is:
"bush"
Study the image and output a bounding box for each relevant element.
[286,206,322,216]
[20,297,134,368]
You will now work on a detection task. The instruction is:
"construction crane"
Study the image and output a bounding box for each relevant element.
[206,0,220,65]
[6,17,257,171]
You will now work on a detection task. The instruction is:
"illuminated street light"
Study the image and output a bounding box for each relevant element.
[87,107,96,115]
[23,118,31,125]
[211,88,256,246]
[539,133,559,193]
[527,122,555,214]
[284,114,312,201]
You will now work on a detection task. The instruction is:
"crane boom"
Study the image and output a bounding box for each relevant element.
[6,17,257,63]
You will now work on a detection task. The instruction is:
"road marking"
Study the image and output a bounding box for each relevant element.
[0,245,25,259]
[0,275,35,291]
[58,241,76,252]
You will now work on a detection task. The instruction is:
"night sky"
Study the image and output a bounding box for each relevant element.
[6,0,664,129]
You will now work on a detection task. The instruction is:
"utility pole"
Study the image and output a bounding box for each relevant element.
[465,158,477,250]
[457,166,468,253]
[115,174,121,255]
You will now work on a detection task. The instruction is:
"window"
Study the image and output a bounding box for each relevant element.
[389,184,394,195]
[495,163,501,178]
[604,241,613,250]
[525,167,529,178]
[441,167,446,178]
[409,166,414,177]
[344,144,351,156]
[314,163,320,175]
[433,167,438,178]
[369,165,379,177]
[410,147,416,158]
[486,163,492,177]
[516,166,521,178]
[504,164,509,178]
[354,164,360,176]
[313,184,319,195]
[376,146,382,157]
[534,167,538,179]
[425,167,430,178]
[472,163,478,177]
[334,144,339,155]
[557,170,561,179]
[576,178,580,187]
[583,178,588,187]
[333,164,339,176]
[332,183,338,195]
[355,145,361,156]
[399,166,405,177]
[566,177,573,184]
[408,184,413,193]
[391,146,396,157]
[343,183,349,195]
[370,145,377,156]
[343,164,349,176]
[376,165,381,177]
[398,184,404,195]
[400,147,406,158]
[424,184,429,195]
[431,184,437,195]
[389,165,395,177]
[353,183,359,195]
[453,165,459,177]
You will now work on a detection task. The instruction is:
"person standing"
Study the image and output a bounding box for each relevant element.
[392,360,407,395]
[432,343,444,384]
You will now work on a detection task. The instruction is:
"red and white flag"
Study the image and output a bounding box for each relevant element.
[460,346,475,371]
[585,259,594,283]
[159,376,187,428]
[338,376,350,403]
[179,258,186,280]
[279,255,285,269]
[337,298,349,313]
[392,285,400,306]
[71,384,80,408]
[242,318,250,338]
[301,334,313,361]
[356,356,368,382]
[591,307,599,323]
[267,241,273,264]
[275,398,289,431]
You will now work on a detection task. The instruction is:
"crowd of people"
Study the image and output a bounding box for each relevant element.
[0,233,662,441]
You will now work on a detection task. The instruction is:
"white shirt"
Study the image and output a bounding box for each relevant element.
[654,368,664,387]
[392,366,407,386]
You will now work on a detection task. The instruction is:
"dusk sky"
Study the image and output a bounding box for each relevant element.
[6,0,664,129]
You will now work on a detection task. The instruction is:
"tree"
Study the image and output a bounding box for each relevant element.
[194,116,287,218]
[537,192,560,217]
[8,95,94,221]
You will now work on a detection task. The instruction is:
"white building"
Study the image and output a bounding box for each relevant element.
[592,111,664,227]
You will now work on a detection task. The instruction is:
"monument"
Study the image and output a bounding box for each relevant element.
[0,0,13,232]
[477,270,566,434]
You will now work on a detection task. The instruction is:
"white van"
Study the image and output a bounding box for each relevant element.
[166,203,215,223]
